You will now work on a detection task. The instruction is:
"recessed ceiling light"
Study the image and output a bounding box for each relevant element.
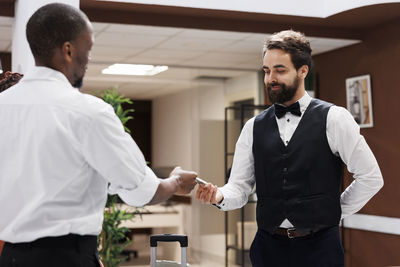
[102,63,168,76]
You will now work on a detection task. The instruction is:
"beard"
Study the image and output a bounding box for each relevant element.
[72,54,87,88]
[267,76,299,104]
[72,77,83,88]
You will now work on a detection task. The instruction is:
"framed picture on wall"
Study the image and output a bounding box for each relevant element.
[345,74,373,128]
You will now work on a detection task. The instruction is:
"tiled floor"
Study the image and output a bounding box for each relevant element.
[118,249,234,267]
[118,233,240,267]
[120,257,230,267]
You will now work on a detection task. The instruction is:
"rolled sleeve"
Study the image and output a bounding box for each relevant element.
[113,166,160,207]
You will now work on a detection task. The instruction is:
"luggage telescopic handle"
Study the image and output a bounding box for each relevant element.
[150,234,188,247]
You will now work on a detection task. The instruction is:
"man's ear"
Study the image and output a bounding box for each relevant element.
[298,65,309,79]
[61,42,73,62]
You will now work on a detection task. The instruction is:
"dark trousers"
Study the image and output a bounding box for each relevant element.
[0,234,101,267]
[250,226,345,267]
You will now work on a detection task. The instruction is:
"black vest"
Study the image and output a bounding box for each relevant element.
[253,99,343,233]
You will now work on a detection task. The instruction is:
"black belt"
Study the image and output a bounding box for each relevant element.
[6,234,97,253]
[274,227,321,238]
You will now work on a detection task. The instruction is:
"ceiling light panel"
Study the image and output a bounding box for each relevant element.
[102,63,168,76]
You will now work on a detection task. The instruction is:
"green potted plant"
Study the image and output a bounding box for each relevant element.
[97,87,138,267]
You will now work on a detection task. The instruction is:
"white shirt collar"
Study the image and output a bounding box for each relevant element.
[298,91,312,113]
[23,66,72,88]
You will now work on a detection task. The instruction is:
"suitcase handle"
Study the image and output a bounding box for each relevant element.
[150,234,188,247]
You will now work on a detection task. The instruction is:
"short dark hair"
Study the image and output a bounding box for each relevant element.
[263,30,312,70]
[26,3,89,63]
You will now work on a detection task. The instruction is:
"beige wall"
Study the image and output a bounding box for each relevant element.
[152,90,193,170]
[152,85,226,262]
[152,72,259,263]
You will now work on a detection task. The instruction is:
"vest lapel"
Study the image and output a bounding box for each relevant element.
[285,99,316,147]
[268,106,286,149]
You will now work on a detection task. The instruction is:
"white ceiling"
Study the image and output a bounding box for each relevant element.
[0,16,360,99]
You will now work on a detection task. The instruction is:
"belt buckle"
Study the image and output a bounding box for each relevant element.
[286,228,296,239]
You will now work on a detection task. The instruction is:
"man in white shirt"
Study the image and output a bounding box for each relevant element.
[0,3,197,267]
[196,30,383,267]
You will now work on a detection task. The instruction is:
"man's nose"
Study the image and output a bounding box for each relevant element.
[265,73,277,85]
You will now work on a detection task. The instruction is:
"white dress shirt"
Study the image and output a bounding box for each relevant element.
[0,66,160,243]
[219,92,383,228]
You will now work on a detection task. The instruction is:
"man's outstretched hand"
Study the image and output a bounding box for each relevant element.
[196,183,224,205]
[170,166,198,195]
[148,166,197,205]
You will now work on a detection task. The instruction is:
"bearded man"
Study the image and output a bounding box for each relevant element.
[196,30,383,267]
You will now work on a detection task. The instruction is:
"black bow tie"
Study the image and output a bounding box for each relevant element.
[274,102,301,118]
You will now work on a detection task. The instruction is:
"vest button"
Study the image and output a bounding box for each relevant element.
[283,167,288,172]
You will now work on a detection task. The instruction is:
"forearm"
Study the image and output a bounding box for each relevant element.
[341,170,383,218]
[340,139,383,218]
[327,107,384,219]
[196,118,255,210]
[117,166,196,206]
[147,177,179,205]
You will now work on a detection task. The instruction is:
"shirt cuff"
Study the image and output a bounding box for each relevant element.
[215,187,229,211]
[117,166,160,207]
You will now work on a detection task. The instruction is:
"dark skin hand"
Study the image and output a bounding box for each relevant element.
[148,166,198,205]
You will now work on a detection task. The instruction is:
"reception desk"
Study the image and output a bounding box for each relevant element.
[120,204,185,234]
